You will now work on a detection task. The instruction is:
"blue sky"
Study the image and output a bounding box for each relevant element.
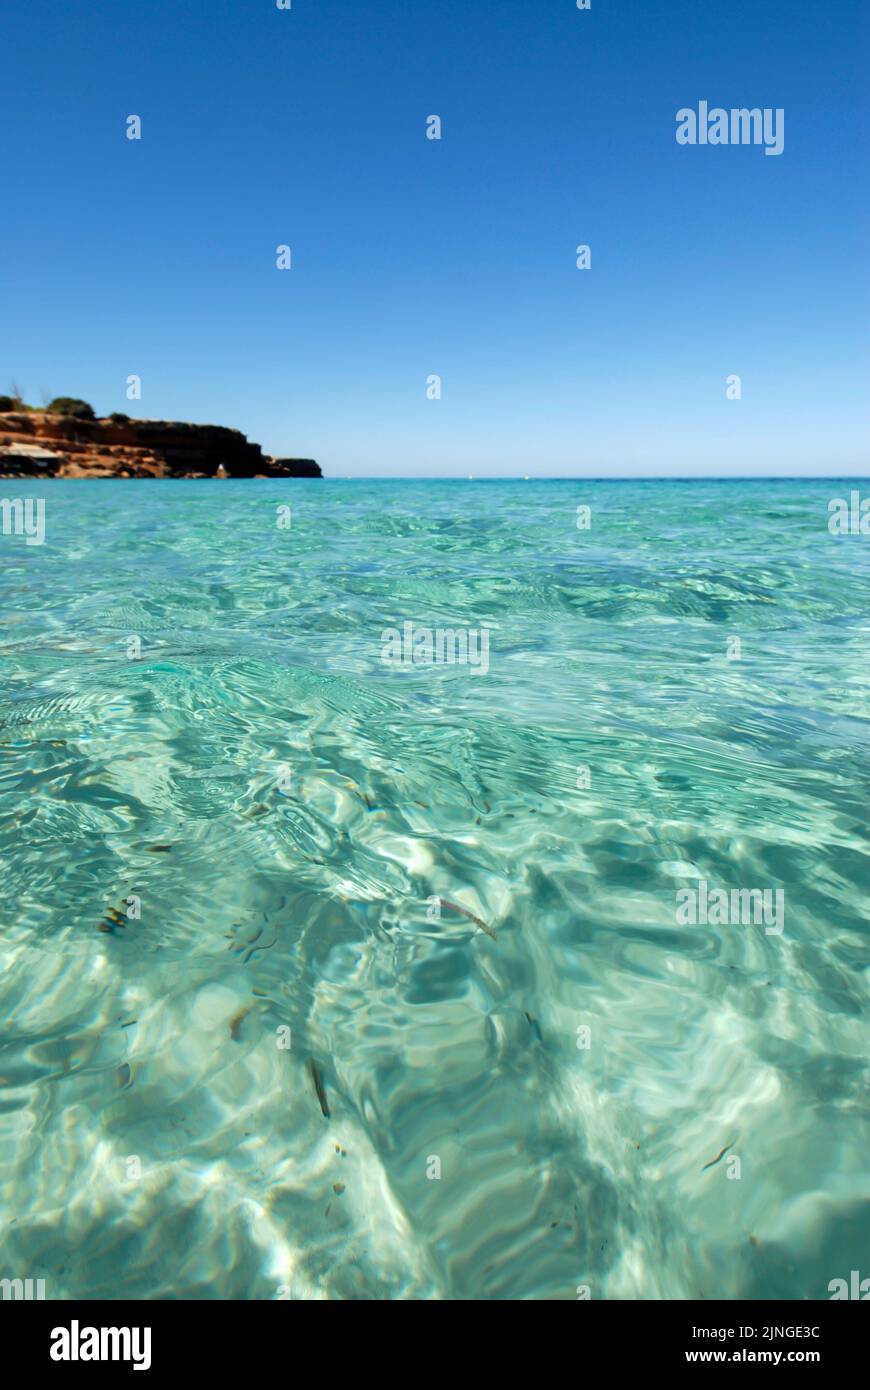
[1,0,867,476]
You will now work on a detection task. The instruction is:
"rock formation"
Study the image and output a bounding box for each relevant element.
[0,411,322,479]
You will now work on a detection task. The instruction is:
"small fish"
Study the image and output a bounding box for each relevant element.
[701,1139,737,1172]
[229,925,261,954]
[243,936,275,965]
[229,1006,253,1042]
[524,1011,543,1043]
[146,844,172,853]
[99,904,129,934]
[439,898,497,940]
[309,1058,330,1118]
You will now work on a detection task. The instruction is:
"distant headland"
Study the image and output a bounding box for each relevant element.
[0,395,322,479]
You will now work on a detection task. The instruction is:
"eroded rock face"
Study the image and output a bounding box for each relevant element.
[269,458,322,478]
[0,412,322,479]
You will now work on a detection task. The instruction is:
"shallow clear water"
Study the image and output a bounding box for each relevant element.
[1,478,868,1300]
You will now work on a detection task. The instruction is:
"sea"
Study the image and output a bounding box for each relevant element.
[0,477,867,1299]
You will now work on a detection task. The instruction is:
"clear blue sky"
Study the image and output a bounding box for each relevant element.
[2,0,867,476]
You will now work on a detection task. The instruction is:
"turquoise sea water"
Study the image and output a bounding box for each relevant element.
[1,478,868,1300]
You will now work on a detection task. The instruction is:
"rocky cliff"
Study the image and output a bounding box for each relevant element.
[0,411,322,479]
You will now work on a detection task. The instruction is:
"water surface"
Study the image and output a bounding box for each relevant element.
[0,479,867,1299]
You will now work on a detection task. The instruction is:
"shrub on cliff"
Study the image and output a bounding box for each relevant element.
[46,397,96,420]
[108,412,131,424]
[0,395,15,412]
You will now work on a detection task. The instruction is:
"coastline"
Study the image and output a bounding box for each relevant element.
[0,409,321,480]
